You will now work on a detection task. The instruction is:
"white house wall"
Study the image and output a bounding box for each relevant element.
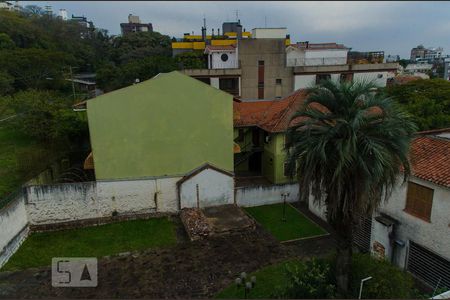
[25,177,181,225]
[179,168,234,208]
[210,51,238,69]
[235,183,299,207]
[294,75,316,90]
[374,177,450,268]
[353,71,388,87]
[210,77,220,89]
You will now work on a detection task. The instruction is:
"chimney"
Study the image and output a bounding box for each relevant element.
[236,24,242,40]
[201,26,206,41]
[212,28,214,37]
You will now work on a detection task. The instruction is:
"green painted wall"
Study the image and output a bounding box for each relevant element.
[263,133,295,184]
[87,71,233,180]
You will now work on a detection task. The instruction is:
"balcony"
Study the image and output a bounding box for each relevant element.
[287,57,347,67]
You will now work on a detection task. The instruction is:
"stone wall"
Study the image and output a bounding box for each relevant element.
[0,193,29,268]
[235,183,299,207]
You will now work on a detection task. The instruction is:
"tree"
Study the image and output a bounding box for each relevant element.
[386,78,450,130]
[175,51,206,69]
[285,80,416,295]
[4,89,87,143]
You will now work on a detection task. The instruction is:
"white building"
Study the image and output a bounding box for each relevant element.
[286,42,349,67]
[405,62,433,75]
[251,28,287,39]
[309,128,450,290]
[204,45,238,69]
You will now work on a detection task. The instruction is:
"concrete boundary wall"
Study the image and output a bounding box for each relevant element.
[25,177,181,225]
[235,183,300,207]
[0,194,29,268]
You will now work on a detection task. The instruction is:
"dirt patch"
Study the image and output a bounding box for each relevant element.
[0,215,335,298]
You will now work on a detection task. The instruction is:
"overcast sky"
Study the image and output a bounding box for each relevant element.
[23,1,450,58]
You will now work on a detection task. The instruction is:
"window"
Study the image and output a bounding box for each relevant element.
[276,78,282,85]
[316,73,331,84]
[237,129,244,142]
[404,182,434,222]
[221,53,229,62]
[258,60,265,66]
[340,73,353,83]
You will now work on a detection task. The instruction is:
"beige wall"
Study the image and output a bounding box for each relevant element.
[238,39,293,100]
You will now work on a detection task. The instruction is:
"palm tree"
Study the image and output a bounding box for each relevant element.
[285,80,417,295]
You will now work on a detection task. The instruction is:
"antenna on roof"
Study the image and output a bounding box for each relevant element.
[203,14,206,29]
[235,10,239,21]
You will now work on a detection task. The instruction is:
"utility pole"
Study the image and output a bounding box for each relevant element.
[264,16,267,28]
[235,10,239,21]
[69,66,76,102]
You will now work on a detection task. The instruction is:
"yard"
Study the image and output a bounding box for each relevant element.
[244,203,327,242]
[1,217,177,271]
[215,259,302,299]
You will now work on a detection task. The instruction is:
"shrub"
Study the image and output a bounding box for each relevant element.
[274,258,336,299]
[350,253,416,299]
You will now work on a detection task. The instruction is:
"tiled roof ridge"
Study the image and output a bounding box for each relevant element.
[269,90,304,131]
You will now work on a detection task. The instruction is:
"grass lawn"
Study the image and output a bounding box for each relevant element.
[0,126,44,201]
[216,259,303,299]
[244,203,327,241]
[1,217,177,271]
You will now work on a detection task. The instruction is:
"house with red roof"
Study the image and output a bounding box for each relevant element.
[370,128,450,289]
[233,89,306,184]
[308,128,450,290]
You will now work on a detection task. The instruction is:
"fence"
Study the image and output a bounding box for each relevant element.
[287,57,347,67]
[0,193,29,268]
[235,183,299,207]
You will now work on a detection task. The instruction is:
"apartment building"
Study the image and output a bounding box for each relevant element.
[178,22,398,100]
[120,14,153,35]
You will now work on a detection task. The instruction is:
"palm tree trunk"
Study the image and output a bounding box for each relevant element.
[334,215,353,296]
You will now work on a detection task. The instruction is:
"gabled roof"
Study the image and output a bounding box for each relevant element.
[204,45,236,53]
[233,90,307,133]
[410,129,450,188]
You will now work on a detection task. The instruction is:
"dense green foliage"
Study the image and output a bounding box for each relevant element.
[244,204,326,241]
[216,254,417,299]
[2,217,177,271]
[285,80,417,294]
[386,78,450,130]
[276,259,336,299]
[0,7,181,197]
[4,89,87,142]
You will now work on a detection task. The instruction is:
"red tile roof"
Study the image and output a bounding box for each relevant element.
[233,89,307,133]
[409,130,450,188]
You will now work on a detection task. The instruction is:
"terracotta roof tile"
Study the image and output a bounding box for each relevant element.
[409,133,450,188]
[233,90,307,133]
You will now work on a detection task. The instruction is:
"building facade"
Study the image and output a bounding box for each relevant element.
[308,129,450,290]
[87,71,234,180]
[233,90,306,184]
[411,45,444,62]
[120,14,153,35]
[178,23,398,100]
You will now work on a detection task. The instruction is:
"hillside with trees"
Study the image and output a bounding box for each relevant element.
[0,7,182,198]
